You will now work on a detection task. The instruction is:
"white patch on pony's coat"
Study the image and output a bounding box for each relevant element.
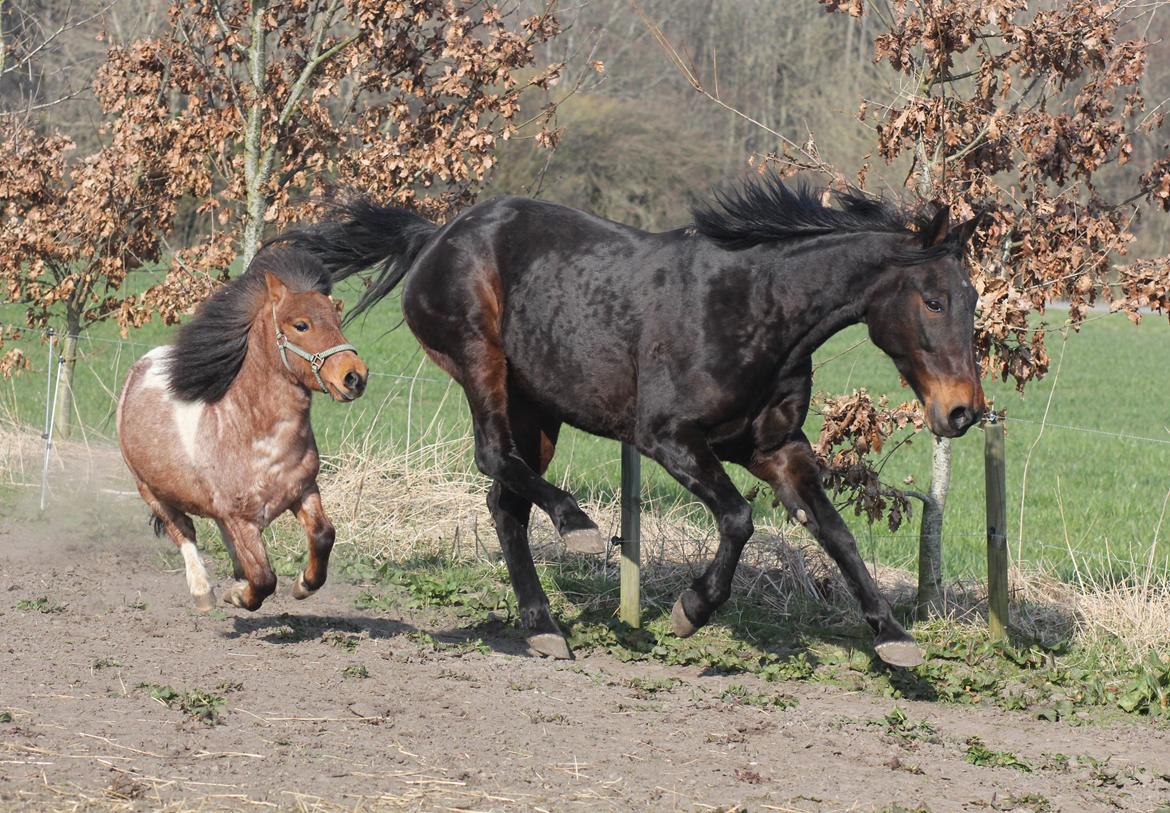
[179,541,212,598]
[139,345,204,465]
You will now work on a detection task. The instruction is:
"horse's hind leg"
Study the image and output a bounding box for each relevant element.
[461,345,604,554]
[219,519,277,611]
[136,485,215,612]
[486,406,571,658]
[289,486,334,599]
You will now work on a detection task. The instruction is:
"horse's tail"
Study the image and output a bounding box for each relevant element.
[270,198,438,323]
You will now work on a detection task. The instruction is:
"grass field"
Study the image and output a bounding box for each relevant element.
[2,285,1168,583]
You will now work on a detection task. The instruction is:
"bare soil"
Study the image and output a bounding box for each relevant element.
[3,447,1170,812]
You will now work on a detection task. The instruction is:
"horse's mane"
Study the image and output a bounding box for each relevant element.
[692,174,954,263]
[168,247,333,403]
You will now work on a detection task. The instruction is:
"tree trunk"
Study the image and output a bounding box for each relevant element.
[54,311,80,440]
[912,123,953,618]
[240,0,269,268]
[915,435,951,618]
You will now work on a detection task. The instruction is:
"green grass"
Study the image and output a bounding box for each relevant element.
[3,284,1169,581]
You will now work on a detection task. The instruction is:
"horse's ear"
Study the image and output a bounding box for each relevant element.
[922,203,950,247]
[953,209,988,246]
[264,271,289,303]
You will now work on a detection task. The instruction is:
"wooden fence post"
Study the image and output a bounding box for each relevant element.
[984,416,1009,641]
[619,442,641,627]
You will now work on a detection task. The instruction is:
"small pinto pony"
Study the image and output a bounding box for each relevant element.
[117,247,368,612]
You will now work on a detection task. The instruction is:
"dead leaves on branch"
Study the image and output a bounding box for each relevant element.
[813,390,924,531]
[0,0,563,359]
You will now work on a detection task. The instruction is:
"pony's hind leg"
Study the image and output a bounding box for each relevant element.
[136,485,215,612]
[289,486,334,599]
[219,519,277,611]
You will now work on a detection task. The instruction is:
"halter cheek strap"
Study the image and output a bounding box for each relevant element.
[272,304,357,398]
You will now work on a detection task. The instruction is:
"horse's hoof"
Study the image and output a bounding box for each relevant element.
[874,640,926,668]
[671,596,698,638]
[527,632,574,660]
[192,590,215,613]
[291,572,317,600]
[562,528,606,554]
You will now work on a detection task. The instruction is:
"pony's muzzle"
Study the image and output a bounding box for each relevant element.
[326,354,368,401]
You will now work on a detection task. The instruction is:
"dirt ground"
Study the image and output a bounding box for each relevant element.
[3,450,1170,812]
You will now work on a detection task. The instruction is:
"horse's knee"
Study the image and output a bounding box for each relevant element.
[719,501,754,543]
[473,444,506,480]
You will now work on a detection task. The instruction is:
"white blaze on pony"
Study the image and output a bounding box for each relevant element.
[116,248,368,612]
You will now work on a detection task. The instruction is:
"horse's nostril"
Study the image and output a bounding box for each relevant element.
[948,405,975,431]
[344,371,363,391]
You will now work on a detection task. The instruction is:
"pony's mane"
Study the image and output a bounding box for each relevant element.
[692,174,953,263]
[168,247,333,403]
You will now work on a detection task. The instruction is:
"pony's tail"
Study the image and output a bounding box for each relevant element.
[270,198,438,323]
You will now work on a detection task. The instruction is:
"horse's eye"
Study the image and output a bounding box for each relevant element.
[925,299,944,313]
[294,321,310,333]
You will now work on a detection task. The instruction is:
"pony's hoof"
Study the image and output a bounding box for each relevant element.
[874,640,926,668]
[562,528,606,554]
[291,572,317,600]
[527,632,573,660]
[223,581,249,609]
[671,596,698,638]
[192,590,216,613]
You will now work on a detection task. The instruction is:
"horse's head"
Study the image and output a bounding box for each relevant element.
[865,206,986,438]
[265,271,369,401]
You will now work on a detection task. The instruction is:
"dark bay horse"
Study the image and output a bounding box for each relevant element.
[117,248,368,612]
[279,177,984,666]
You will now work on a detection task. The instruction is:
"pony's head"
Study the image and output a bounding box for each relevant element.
[168,247,368,403]
[262,261,368,402]
[865,206,986,438]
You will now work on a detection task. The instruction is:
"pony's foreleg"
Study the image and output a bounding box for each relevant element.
[219,520,277,611]
[136,485,215,612]
[749,433,923,668]
[289,486,334,600]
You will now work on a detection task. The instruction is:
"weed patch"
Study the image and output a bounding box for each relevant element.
[141,684,226,726]
[964,737,1032,772]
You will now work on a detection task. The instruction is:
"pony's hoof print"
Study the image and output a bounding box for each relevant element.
[670,597,698,638]
[875,640,926,668]
[291,574,317,600]
[192,591,216,613]
[562,528,607,555]
[528,633,573,660]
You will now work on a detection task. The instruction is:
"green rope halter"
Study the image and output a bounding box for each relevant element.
[272,303,357,398]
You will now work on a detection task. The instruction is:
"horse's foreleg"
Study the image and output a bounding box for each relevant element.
[749,433,923,667]
[638,424,755,635]
[290,486,334,600]
[219,520,277,611]
[135,484,215,612]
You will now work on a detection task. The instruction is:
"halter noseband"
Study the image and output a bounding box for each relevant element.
[272,303,357,397]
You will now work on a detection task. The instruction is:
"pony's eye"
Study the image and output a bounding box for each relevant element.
[294,321,310,333]
[925,299,944,313]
